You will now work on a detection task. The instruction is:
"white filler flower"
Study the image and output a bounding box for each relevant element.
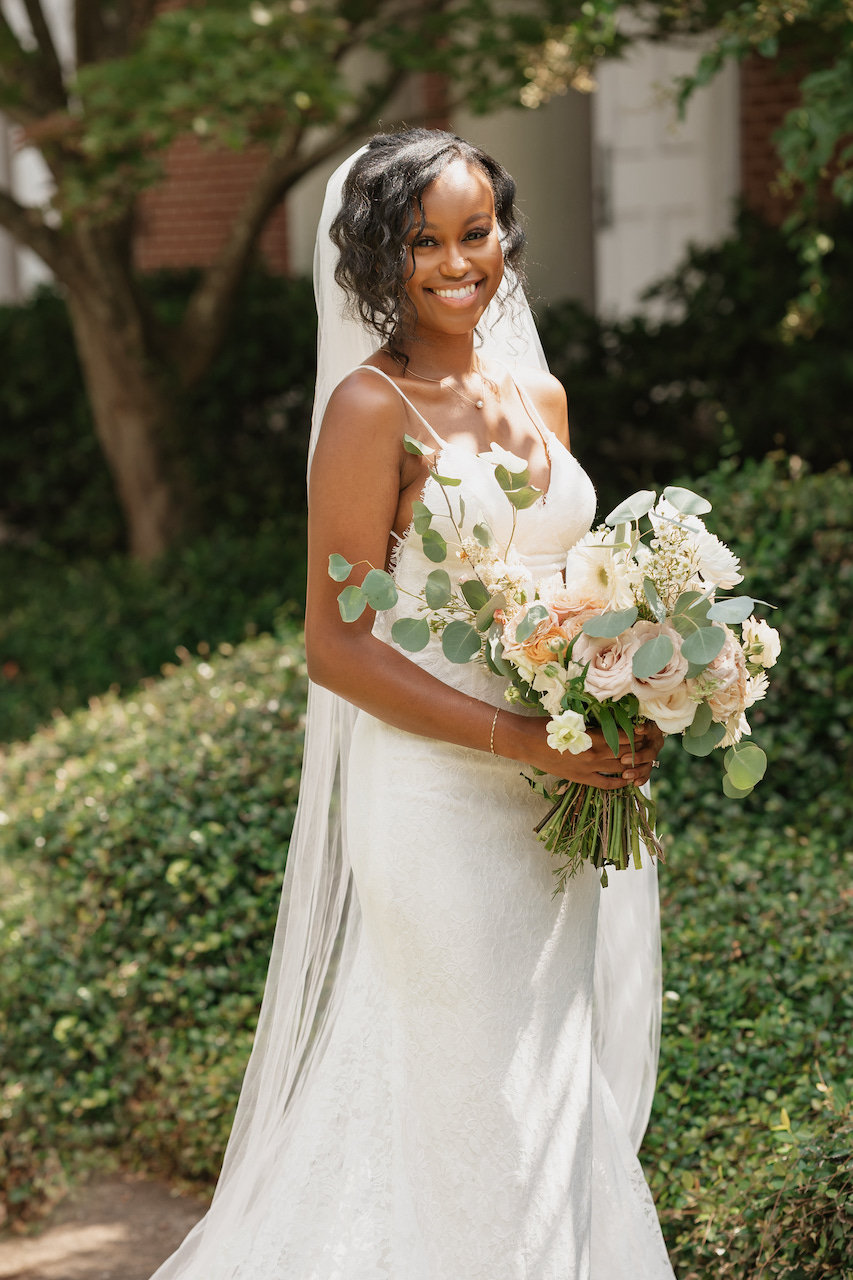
[742,616,781,668]
[546,709,593,755]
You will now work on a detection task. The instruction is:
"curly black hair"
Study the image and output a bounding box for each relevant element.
[330,128,527,362]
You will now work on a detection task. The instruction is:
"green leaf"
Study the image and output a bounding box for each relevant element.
[361,568,398,611]
[424,569,452,609]
[515,603,550,643]
[391,617,430,652]
[411,500,433,535]
[682,723,726,756]
[458,497,465,526]
[663,485,712,515]
[581,606,638,638]
[605,489,656,524]
[509,467,530,487]
[682,625,726,665]
[328,553,353,582]
[337,585,366,623]
[685,659,711,680]
[643,576,666,622]
[486,626,513,676]
[441,620,482,664]
[473,521,494,549]
[612,702,636,759]
[688,700,713,738]
[722,774,754,799]
[673,590,707,615]
[460,579,490,611]
[433,473,462,487]
[494,464,513,491]
[476,592,506,632]
[422,529,447,563]
[403,433,434,457]
[707,595,755,624]
[632,634,674,680]
[598,706,620,759]
[506,485,542,510]
[725,742,767,788]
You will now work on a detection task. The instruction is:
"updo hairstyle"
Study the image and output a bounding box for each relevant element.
[330,128,526,362]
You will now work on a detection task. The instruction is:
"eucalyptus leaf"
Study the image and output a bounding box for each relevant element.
[460,579,490,611]
[643,576,666,622]
[673,590,706,615]
[506,485,542,510]
[725,742,767,788]
[682,723,726,756]
[441,620,482,664]
[605,489,656,525]
[682,624,726,665]
[688,700,713,738]
[515,603,550,644]
[432,473,462,487]
[722,774,754,799]
[473,521,494,549]
[509,467,530,487]
[328,553,353,582]
[476,592,506,632]
[411,500,433,535]
[422,529,447,563]
[486,627,513,676]
[458,497,465,526]
[632,634,674,680]
[494,464,513,491]
[424,569,452,609]
[581,606,638,638]
[390,616,431,652]
[362,568,398,611]
[686,659,711,680]
[663,485,713,515]
[337,585,367,623]
[707,595,756,624]
[403,433,434,457]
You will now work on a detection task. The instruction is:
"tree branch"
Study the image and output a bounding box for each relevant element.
[20,0,67,105]
[0,7,65,119]
[175,66,409,386]
[0,187,63,272]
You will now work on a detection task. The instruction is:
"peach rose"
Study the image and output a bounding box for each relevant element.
[572,630,638,702]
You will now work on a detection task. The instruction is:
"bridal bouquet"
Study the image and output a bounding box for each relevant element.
[329,436,780,889]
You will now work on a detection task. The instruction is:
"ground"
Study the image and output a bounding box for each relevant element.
[0,1175,208,1280]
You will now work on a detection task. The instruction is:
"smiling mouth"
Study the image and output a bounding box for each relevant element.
[428,281,481,300]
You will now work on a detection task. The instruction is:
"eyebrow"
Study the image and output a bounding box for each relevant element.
[419,212,494,229]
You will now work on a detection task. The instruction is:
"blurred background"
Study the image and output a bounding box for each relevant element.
[1,2,851,1275]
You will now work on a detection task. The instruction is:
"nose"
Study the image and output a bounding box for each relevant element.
[439,242,470,277]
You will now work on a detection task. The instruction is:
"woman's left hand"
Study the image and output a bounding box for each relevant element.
[619,723,665,786]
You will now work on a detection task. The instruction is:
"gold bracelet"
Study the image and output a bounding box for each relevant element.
[490,706,500,755]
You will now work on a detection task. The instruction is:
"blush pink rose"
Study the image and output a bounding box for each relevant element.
[572,631,638,702]
[629,620,688,699]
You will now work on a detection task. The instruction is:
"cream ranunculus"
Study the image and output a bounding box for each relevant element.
[572,630,638,702]
[638,684,696,733]
[532,662,571,716]
[629,620,688,699]
[742,616,781,669]
[546,709,593,755]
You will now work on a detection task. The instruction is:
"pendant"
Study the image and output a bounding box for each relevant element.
[476,399,484,409]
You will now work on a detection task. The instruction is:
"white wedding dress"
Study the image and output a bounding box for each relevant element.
[165,375,675,1280]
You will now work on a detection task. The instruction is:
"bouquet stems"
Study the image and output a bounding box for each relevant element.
[533,782,664,891]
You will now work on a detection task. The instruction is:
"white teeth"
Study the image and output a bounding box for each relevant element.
[432,283,478,299]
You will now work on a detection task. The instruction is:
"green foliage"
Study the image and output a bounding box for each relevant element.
[0,629,309,1224]
[539,208,853,517]
[0,272,316,556]
[0,518,307,745]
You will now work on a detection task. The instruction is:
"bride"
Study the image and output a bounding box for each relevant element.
[151,128,675,1279]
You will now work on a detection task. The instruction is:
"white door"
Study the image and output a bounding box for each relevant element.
[593,39,739,317]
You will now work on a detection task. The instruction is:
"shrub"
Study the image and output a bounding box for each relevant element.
[0,517,307,745]
[0,627,308,1225]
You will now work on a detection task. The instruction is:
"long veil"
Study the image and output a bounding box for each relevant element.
[150,144,661,1280]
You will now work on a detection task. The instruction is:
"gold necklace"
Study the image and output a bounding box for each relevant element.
[403,361,486,410]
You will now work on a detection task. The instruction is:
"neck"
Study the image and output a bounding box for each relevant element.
[398,330,478,380]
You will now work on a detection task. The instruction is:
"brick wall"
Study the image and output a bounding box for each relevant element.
[133,136,289,274]
[739,54,805,225]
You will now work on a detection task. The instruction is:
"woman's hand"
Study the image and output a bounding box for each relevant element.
[499,715,665,789]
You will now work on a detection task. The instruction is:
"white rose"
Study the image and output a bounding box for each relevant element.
[546,709,593,755]
[482,443,528,473]
[638,685,696,734]
[532,662,570,716]
[742,617,781,669]
[571,630,637,702]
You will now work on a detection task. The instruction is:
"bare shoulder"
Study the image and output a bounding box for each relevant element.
[510,365,570,448]
[314,366,409,464]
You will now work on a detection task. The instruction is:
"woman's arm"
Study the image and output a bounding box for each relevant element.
[305,372,662,787]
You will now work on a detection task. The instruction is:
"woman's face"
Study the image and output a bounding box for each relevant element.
[404,158,504,338]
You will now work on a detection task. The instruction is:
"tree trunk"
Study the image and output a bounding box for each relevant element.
[65,275,187,563]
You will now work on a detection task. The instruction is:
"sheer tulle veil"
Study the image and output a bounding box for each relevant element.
[150,143,661,1280]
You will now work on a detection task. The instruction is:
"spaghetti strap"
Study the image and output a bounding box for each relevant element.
[499,363,554,457]
[359,366,447,447]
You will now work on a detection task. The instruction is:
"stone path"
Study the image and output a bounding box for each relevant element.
[0,1175,208,1280]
